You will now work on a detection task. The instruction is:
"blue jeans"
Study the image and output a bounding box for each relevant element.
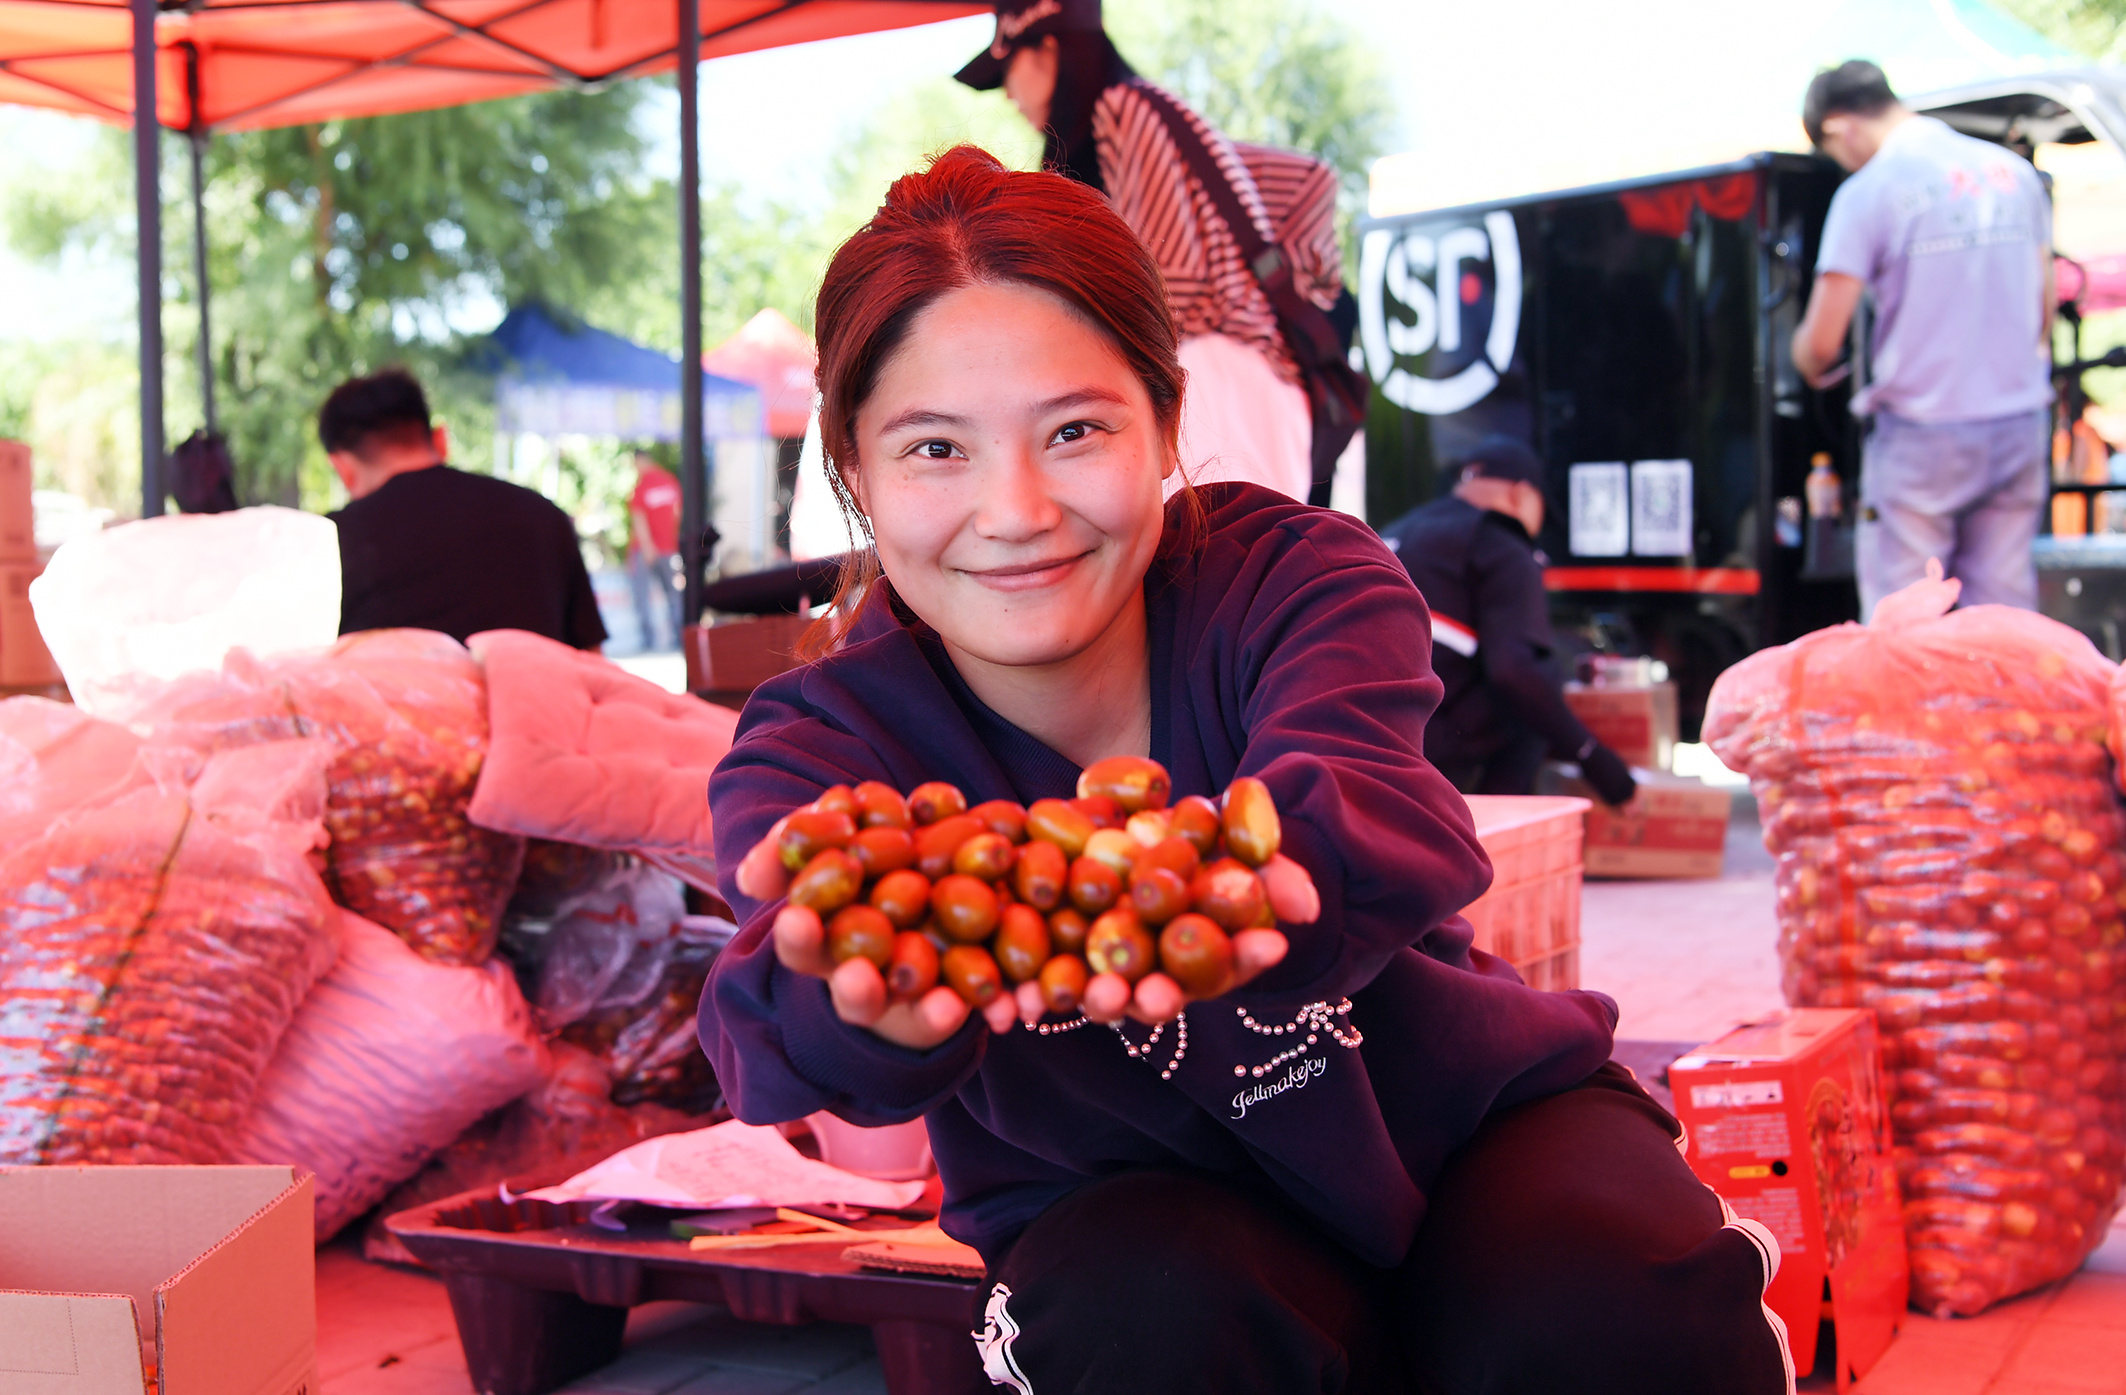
[628,549,680,650]
[1858,408,2047,619]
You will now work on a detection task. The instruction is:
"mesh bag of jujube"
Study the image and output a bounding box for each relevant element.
[1705,570,2126,1316]
[135,631,524,965]
[284,631,524,965]
[0,770,341,1165]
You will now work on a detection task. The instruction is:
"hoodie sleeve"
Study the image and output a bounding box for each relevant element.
[698,674,986,1127]
[1194,509,1498,1005]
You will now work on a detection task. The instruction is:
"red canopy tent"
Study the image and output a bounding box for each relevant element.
[0,0,986,619]
[0,1,986,130]
[704,307,817,440]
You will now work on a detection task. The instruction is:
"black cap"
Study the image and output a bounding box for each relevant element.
[1452,435,1546,488]
[954,0,1104,91]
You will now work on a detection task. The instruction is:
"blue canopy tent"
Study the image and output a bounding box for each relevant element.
[483,304,762,443]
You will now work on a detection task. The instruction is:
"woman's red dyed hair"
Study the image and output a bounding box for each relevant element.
[803,144,1191,656]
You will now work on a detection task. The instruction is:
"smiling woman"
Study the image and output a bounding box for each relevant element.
[856,285,1168,758]
[698,147,1796,1395]
[805,143,1186,657]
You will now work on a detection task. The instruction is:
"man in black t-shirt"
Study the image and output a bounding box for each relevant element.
[1379,436,1635,806]
[321,369,607,650]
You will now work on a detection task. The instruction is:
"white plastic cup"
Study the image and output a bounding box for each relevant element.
[804,1112,935,1181]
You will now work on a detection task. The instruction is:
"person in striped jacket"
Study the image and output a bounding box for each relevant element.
[956,0,1346,505]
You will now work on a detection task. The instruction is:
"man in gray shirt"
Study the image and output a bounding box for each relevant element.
[1791,60,2054,617]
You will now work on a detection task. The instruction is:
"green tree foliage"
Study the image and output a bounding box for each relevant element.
[1994,0,2126,60]
[6,85,674,512]
[704,0,1391,333]
[595,181,833,349]
[1110,0,1392,229]
[630,77,1041,349]
[0,339,138,509]
[2,131,145,509]
[211,87,674,509]
[818,77,1044,253]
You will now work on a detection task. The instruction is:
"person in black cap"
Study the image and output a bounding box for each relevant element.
[1379,436,1638,806]
[956,0,1352,506]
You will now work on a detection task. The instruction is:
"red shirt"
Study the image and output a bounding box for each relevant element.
[631,464,681,557]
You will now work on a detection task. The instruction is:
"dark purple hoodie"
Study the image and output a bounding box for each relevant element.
[699,484,1616,1266]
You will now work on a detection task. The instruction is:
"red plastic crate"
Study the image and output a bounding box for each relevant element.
[1462,795,1589,989]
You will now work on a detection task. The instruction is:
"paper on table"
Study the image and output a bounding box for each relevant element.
[525,1119,928,1210]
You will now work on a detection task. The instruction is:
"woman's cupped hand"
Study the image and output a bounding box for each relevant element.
[736,815,1317,1051]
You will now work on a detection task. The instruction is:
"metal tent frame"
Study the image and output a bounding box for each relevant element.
[3,0,984,625]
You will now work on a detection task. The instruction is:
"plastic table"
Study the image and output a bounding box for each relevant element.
[386,1190,988,1395]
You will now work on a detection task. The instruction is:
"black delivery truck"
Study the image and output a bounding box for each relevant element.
[1355,68,2126,738]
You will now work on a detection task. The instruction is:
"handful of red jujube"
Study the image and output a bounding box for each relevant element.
[775,757,1283,1014]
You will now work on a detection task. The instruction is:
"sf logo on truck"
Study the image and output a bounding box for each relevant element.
[1359,211,1521,416]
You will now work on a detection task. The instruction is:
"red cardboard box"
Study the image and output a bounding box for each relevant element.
[1540,765,1729,879]
[0,439,33,562]
[1563,679,1678,771]
[1671,1010,1907,1392]
[682,613,809,703]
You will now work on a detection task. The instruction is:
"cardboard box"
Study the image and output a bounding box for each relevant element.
[2,559,62,688]
[0,440,31,562]
[1542,765,1729,879]
[1563,679,1678,771]
[1670,1010,1908,1392]
[0,1165,317,1395]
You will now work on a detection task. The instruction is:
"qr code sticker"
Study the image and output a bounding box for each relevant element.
[1631,460,1693,557]
[1568,462,1628,557]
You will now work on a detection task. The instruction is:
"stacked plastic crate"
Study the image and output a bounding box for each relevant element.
[1460,795,1589,990]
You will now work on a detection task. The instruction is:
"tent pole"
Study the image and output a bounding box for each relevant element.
[678,0,705,633]
[133,0,164,518]
[186,44,214,437]
[189,133,213,435]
